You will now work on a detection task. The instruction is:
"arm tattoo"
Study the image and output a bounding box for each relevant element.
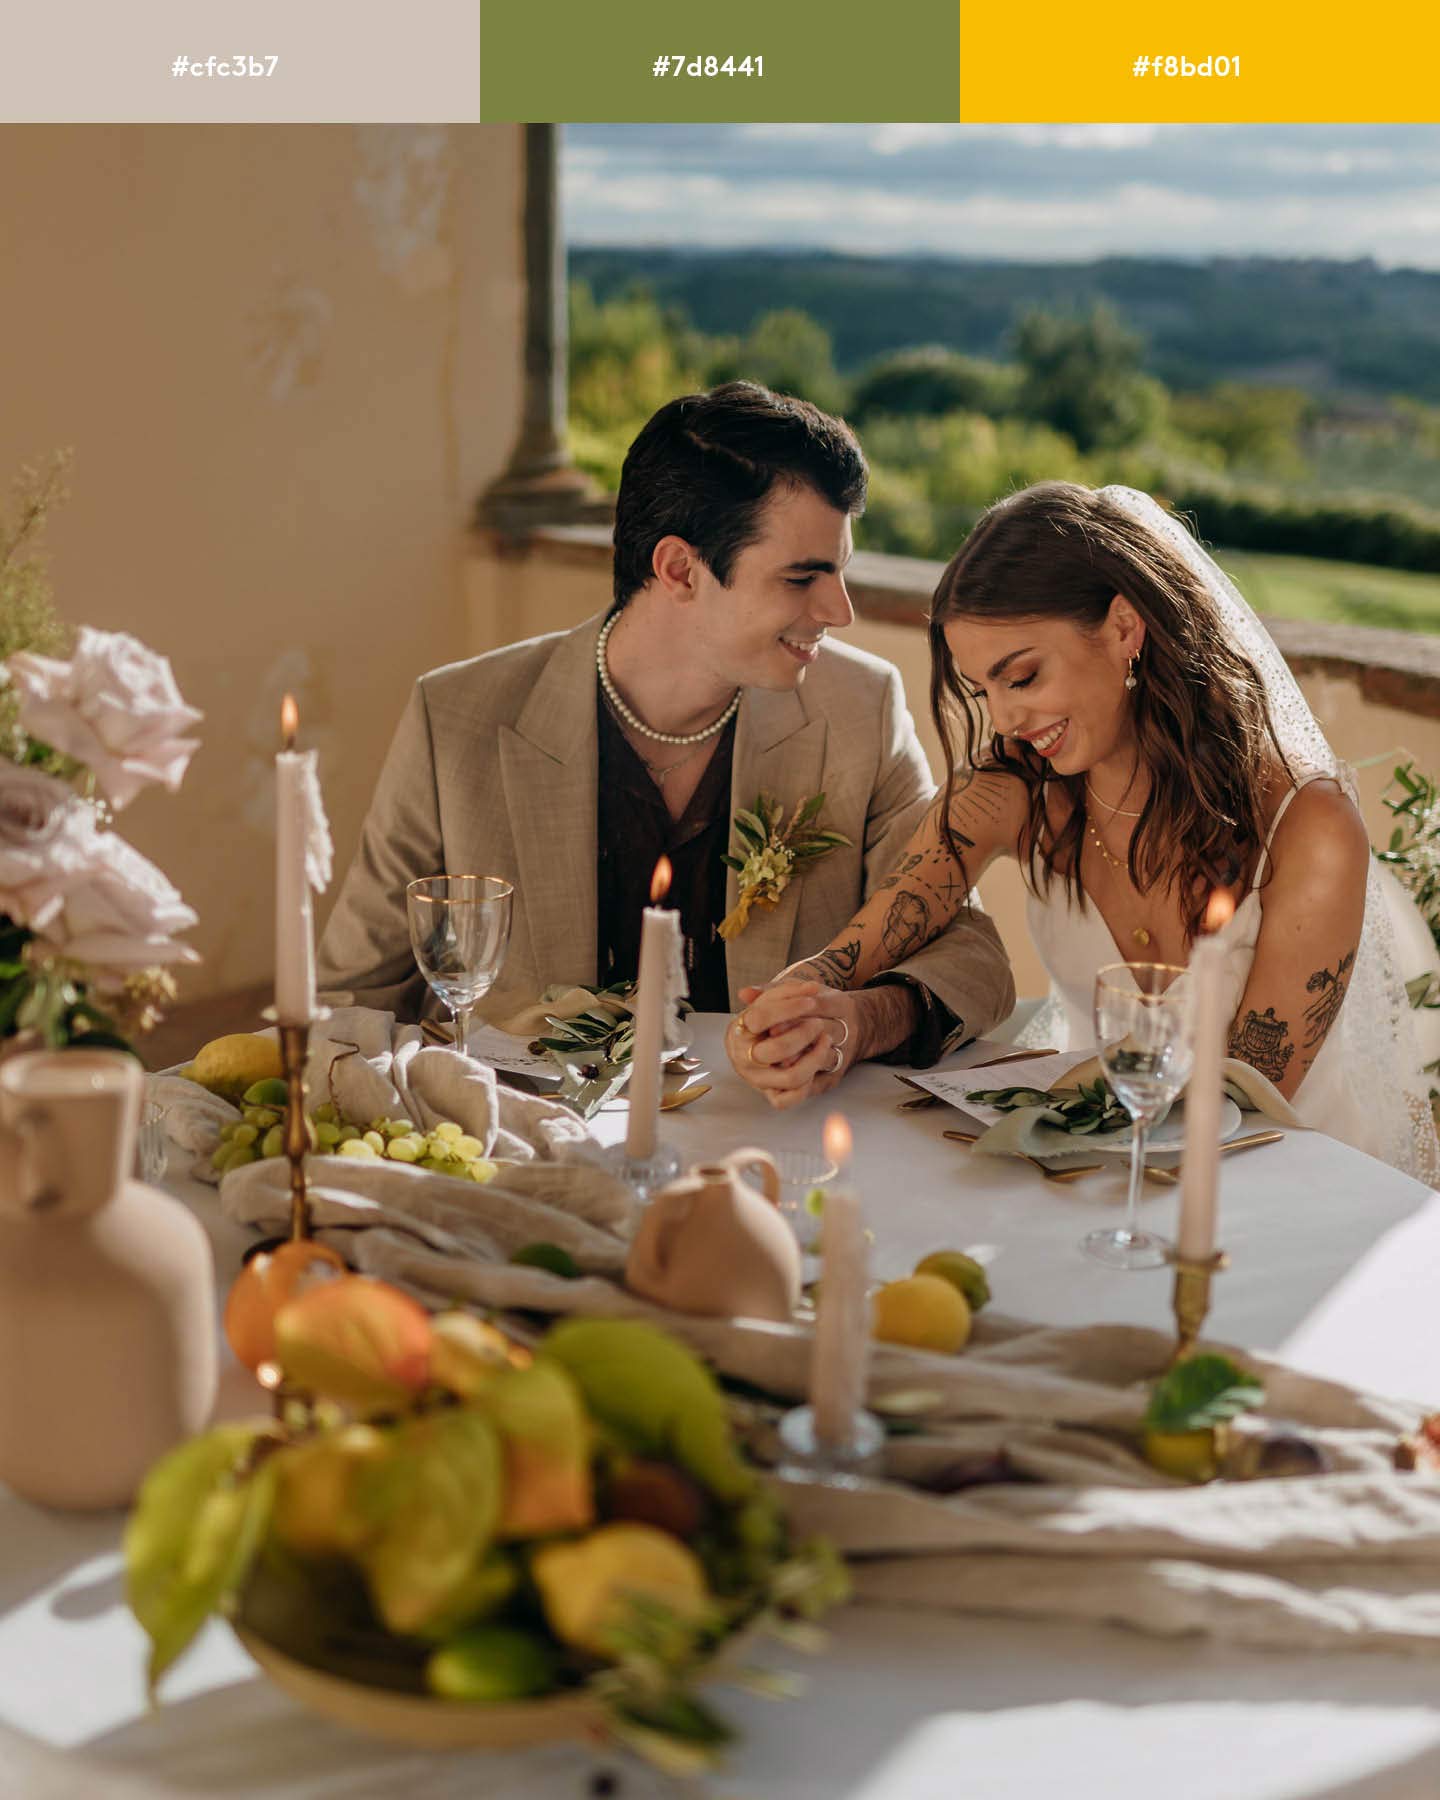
[797,938,861,989]
[881,890,933,963]
[1302,949,1356,1048]
[1228,1007,1295,1085]
[875,851,925,894]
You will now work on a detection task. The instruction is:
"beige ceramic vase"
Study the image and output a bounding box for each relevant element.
[0,1049,217,1510]
[626,1148,802,1322]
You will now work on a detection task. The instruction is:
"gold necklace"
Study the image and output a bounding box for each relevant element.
[1086,817,1153,947]
[1085,778,1143,818]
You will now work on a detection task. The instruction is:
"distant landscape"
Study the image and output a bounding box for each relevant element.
[568,248,1440,632]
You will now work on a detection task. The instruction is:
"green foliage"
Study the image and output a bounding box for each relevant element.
[851,345,1019,423]
[1145,1353,1265,1433]
[724,309,845,413]
[1170,384,1311,472]
[968,1076,1130,1134]
[1379,763,1440,989]
[1013,303,1168,453]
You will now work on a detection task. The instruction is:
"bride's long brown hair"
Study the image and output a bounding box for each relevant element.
[928,482,1290,943]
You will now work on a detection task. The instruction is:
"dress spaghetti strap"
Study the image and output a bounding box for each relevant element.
[1250,771,1332,891]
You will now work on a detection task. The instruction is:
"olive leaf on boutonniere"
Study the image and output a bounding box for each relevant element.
[718,791,851,942]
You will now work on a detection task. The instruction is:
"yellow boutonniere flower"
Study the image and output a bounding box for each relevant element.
[718,791,852,941]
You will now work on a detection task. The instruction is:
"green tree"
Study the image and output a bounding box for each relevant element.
[851,346,1020,423]
[1013,304,1167,453]
[1170,384,1309,471]
[724,310,845,413]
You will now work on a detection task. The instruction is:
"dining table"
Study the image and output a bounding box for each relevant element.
[8,1014,1440,1799]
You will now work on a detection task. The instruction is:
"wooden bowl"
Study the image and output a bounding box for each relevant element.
[233,1626,608,1750]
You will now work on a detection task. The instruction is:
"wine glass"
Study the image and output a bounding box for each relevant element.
[1085,962,1196,1270]
[405,875,513,1053]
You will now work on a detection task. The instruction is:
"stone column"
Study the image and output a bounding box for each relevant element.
[477,125,605,533]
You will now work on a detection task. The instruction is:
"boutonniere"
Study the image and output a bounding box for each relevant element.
[719,791,851,941]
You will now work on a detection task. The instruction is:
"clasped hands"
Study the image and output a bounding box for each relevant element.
[725,976,858,1111]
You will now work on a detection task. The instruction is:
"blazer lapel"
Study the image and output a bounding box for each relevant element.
[724,686,827,1005]
[499,617,602,989]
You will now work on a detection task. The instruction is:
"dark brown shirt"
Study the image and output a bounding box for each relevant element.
[595,696,734,1012]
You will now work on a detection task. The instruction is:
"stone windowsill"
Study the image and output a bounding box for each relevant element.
[487,522,1440,722]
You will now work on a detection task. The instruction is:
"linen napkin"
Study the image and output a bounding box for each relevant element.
[969,1054,1302,1162]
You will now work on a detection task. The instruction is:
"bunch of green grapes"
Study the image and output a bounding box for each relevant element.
[210,1081,496,1183]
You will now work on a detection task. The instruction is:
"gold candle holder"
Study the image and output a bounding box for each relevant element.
[278,1020,312,1242]
[1166,1247,1228,1364]
[261,1005,329,1245]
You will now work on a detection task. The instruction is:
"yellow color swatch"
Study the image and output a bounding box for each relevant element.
[960,0,1440,123]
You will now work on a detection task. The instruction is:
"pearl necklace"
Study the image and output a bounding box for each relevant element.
[596,613,741,747]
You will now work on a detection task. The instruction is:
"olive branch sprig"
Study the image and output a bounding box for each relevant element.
[718,791,851,942]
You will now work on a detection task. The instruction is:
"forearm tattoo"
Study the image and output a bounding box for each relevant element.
[1302,949,1356,1048]
[796,938,862,990]
[881,889,933,963]
[1228,1006,1295,1085]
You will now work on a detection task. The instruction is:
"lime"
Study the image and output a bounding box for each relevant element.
[242,1077,291,1109]
[425,1623,559,1701]
[510,1242,581,1280]
[913,1249,991,1312]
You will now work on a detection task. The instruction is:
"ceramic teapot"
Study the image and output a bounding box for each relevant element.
[625,1147,801,1322]
[0,1049,217,1509]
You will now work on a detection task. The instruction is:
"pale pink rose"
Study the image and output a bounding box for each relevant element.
[8,627,202,811]
[0,763,98,934]
[35,829,200,976]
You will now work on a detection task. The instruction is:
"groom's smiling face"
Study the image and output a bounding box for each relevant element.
[944,606,1141,774]
[688,482,855,692]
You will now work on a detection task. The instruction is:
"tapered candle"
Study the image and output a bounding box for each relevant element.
[275,694,316,1025]
[625,856,680,1160]
[1177,889,1236,1262]
[812,1114,871,1448]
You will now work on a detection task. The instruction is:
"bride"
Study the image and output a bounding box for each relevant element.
[727,482,1440,1183]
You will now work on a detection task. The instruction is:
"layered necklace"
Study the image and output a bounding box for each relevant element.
[1084,777,1153,947]
[596,613,741,750]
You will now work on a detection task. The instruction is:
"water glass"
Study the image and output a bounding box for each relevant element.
[1086,962,1195,1270]
[406,875,514,1053]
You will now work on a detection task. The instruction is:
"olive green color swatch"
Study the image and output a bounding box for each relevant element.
[480,0,960,123]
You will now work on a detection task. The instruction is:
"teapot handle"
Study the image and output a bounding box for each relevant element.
[723,1147,781,1208]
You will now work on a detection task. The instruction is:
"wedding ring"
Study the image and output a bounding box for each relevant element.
[826,1043,844,1074]
[831,1018,850,1051]
[746,1037,759,1067]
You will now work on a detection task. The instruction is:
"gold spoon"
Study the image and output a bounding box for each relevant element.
[659,1081,712,1112]
[1139,1130,1285,1184]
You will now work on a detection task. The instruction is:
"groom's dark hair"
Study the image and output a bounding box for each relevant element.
[611,381,867,608]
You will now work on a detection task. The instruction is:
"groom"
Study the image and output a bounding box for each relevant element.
[317,381,1013,1080]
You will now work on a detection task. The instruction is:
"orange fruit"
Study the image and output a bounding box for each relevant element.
[223,1239,346,1372]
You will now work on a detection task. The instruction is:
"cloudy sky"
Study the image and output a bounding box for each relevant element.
[564,125,1440,266]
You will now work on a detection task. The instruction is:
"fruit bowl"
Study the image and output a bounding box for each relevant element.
[233,1626,606,1751]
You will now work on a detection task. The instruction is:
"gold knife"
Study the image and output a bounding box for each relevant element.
[1142,1130,1285,1184]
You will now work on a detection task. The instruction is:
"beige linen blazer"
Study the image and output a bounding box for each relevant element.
[317,614,1014,1037]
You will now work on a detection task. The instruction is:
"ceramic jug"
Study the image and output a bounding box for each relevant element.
[0,1049,217,1509]
[625,1147,801,1322]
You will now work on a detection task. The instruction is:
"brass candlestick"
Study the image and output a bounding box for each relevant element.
[262,1005,329,1244]
[1166,1247,1229,1363]
[278,1020,313,1242]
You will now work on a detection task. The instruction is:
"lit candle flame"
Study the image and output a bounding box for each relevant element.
[1202,889,1236,934]
[650,855,673,904]
[823,1112,853,1169]
[280,693,299,752]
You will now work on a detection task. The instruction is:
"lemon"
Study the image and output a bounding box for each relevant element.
[913,1249,991,1312]
[1141,1426,1219,1483]
[185,1033,284,1102]
[871,1274,972,1354]
[532,1523,709,1657]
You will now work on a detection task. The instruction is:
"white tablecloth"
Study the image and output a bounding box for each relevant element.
[6,1016,1440,1798]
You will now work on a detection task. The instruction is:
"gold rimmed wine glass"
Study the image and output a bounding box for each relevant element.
[405,875,513,1053]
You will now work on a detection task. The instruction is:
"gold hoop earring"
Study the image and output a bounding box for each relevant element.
[1124,653,1139,693]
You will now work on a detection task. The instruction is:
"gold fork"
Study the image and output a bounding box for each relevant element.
[943,1128,1100,1183]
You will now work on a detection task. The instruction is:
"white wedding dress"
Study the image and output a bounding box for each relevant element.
[1027,772,1378,1168]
